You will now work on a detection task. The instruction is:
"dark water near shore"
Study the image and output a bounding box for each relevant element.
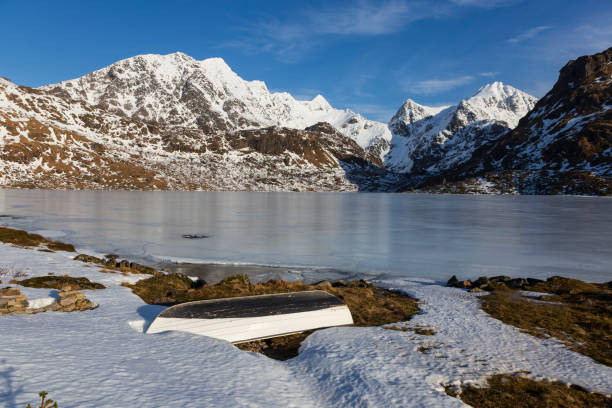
[0,190,611,283]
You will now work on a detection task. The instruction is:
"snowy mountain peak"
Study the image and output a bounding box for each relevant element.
[386,82,537,175]
[471,81,529,102]
[308,94,333,111]
[389,99,450,127]
[40,52,391,159]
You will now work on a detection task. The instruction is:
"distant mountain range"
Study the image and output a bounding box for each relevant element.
[0,47,610,194]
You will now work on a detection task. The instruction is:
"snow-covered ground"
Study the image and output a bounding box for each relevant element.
[1,243,611,407]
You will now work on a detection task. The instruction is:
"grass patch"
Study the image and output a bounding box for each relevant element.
[480,277,612,366]
[0,227,75,252]
[127,274,419,359]
[447,374,612,408]
[18,275,106,290]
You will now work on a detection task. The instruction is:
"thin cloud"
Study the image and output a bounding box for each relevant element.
[224,0,518,62]
[507,26,553,44]
[404,75,475,95]
[479,72,500,78]
[450,0,521,7]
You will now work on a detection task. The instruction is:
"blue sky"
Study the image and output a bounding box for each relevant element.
[1,0,611,121]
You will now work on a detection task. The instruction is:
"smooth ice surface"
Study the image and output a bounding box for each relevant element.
[0,190,611,282]
[1,244,611,408]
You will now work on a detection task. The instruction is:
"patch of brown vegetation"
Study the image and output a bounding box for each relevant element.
[384,325,435,335]
[73,254,157,275]
[447,374,612,408]
[0,227,75,252]
[235,331,314,360]
[18,275,105,290]
[479,277,612,366]
[126,274,419,360]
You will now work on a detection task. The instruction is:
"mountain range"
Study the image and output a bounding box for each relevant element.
[0,47,610,194]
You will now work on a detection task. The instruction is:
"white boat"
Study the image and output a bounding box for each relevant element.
[146,290,354,343]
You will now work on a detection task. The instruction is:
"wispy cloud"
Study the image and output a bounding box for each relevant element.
[479,71,500,78]
[450,0,521,7]
[403,75,475,95]
[224,0,519,62]
[507,25,553,44]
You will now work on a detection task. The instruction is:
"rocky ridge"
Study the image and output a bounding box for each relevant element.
[0,77,393,191]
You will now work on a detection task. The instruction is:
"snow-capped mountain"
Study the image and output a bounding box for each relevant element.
[386,82,537,175]
[474,48,612,177]
[42,52,391,160]
[421,47,612,195]
[0,77,393,191]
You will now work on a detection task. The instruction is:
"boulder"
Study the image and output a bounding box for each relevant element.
[331,280,346,287]
[473,277,490,288]
[347,279,369,288]
[0,287,21,296]
[507,278,528,289]
[446,275,459,287]
[74,254,104,264]
[526,278,544,286]
[490,276,510,283]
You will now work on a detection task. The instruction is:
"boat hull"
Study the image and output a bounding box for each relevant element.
[146,290,354,343]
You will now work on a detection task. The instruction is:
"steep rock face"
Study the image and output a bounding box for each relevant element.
[469,48,612,177]
[0,78,390,191]
[41,52,392,160]
[417,48,612,195]
[386,83,537,175]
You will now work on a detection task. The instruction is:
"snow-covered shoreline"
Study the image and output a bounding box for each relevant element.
[1,242,610,407]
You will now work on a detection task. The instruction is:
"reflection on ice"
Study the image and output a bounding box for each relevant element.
[0,190,611,282]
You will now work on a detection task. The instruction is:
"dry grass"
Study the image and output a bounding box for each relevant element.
[447,374,612,408]
[18,275,106,290]
[0,227,75,252]
[480,277,612,366]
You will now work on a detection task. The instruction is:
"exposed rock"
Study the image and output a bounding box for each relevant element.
[0,286,96,315]
[507,278,528,289]
[469,287,485,293]
[446,275,459,287]
[0,287,29,315]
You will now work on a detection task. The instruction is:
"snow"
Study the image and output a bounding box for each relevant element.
[386,82,537,174]
[39,52,392,161]
[1,243,611,407]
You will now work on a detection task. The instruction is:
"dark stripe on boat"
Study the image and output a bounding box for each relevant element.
[158,290,346,319]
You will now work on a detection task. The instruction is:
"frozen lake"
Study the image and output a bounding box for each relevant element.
[0,190,610,282]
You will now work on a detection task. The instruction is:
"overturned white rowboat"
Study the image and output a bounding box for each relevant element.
[146,290,354,343]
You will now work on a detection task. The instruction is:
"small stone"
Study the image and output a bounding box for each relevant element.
[458,280,472,289]
[469,287,485,293]
[314,280,332,288]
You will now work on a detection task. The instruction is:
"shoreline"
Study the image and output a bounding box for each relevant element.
[0,227,611,407]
